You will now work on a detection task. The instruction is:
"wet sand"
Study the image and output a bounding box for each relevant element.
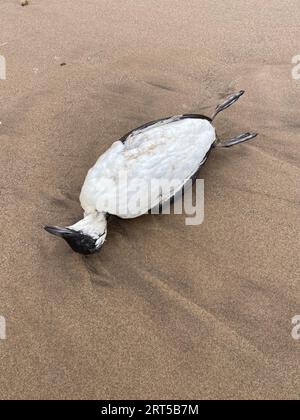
[0,0,299,399]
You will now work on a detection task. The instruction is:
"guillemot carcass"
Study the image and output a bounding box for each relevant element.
[45,90,258,255]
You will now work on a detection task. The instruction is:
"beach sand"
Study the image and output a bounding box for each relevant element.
[0,0,299,399]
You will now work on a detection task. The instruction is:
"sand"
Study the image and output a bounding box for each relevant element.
[0,0,299,400]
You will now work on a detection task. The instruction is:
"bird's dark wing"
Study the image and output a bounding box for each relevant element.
[119,114,212,144]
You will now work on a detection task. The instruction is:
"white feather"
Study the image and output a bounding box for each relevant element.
[80,117,215,218]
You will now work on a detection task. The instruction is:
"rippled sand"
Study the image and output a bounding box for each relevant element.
[0,0,299,399]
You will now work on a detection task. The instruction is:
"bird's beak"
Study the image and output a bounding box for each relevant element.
[44,225,75,237]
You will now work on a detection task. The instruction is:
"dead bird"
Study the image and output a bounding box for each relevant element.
[45,90,258,255]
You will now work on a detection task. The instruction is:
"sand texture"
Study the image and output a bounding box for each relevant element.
[0,0,299,399]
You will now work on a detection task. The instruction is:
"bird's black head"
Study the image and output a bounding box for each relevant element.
[44,226,105,255]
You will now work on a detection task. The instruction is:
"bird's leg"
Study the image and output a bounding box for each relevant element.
[211,90,245,120]
[214,132,258,148]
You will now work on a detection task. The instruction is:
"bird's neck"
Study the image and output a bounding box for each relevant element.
[68,212,107,239]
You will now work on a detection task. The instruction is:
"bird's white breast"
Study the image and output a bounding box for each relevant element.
[80,117,215,217]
